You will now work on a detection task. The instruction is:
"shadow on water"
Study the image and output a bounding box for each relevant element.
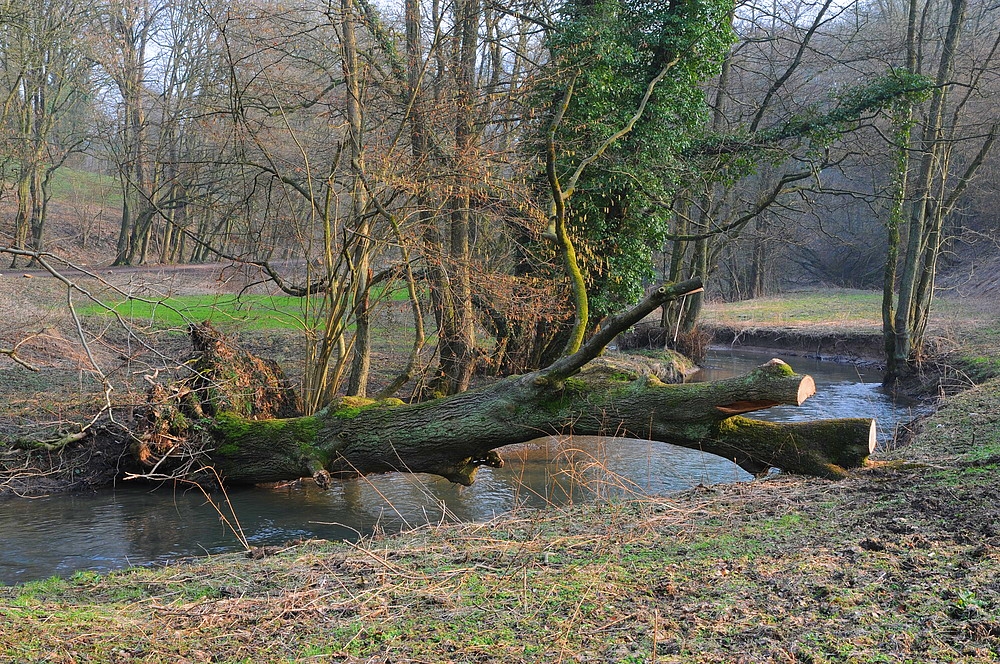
[0,349,922,585]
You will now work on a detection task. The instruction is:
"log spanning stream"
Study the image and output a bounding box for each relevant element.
[0,350,924,585]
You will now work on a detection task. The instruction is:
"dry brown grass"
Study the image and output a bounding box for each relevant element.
[3,453,999,662]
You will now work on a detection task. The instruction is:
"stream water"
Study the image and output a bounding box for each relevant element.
[0,349,924,585]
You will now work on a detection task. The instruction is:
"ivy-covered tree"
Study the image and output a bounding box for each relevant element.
[538,0,936,357]
[540,0,735,333]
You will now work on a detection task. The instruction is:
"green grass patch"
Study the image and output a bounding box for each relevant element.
[702,289,883,329]
[898,375,1000,462]
[954,355,1000,382]
[45,166,122,207]
[949,324,1000,382]
[80,287,412,332]
[81,293,312,331]
[12,575,69,603]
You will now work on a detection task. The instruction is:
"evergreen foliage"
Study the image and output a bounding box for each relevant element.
[541,0,734,318]
[542,3,934,321]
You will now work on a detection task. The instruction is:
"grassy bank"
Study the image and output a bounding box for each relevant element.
[1,290,999,662]
[701,289,885,335]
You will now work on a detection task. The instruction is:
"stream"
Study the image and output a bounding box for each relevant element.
[0,349,924,585]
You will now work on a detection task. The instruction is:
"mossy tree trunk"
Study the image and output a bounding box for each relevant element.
[207,357,874,485]
[143,279,877,487]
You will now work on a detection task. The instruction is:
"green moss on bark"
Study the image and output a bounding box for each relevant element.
[331,396,405,420]
[212,413,322,462]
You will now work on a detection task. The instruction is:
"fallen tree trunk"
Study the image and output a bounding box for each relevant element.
[204,358,874,484]
[139,278,877,486]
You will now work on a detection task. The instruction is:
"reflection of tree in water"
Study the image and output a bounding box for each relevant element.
[340,478,363,513]
[121,488,239,559]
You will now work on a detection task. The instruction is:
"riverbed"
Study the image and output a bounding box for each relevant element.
[0,349,923,585]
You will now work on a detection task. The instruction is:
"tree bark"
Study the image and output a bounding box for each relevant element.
[886,0,968,380]
[141,278,877,487]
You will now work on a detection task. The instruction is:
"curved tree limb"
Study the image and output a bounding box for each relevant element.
[542,278,704,382]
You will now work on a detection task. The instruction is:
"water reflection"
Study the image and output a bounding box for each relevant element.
[0,438,745,585]
[0,349,920,585]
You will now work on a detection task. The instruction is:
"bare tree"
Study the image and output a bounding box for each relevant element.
[882,0,1000,379]
[0,0,94,266]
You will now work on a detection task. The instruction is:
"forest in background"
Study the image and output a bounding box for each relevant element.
[2,0,999,408]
